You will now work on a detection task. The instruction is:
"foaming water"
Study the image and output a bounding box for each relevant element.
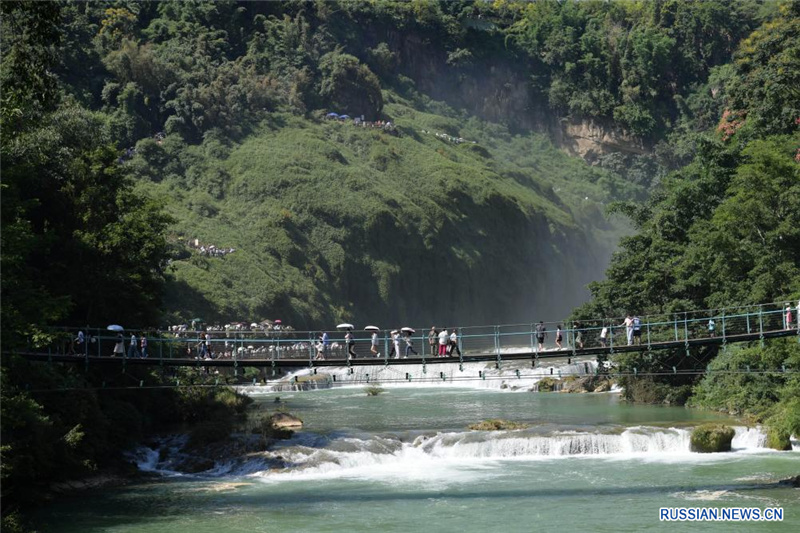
[237,357,602,395]
[192,425,775,485]
[36,387,800,533]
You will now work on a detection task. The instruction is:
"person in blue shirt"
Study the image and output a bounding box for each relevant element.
[321,331,330,359]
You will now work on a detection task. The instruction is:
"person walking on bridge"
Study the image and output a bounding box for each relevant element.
[370,331,380,357]
[404,332,418,358]
[574,322,584,349]
[449,328,462,357]
[555,325,563,349]
[391,330,401,359]
[599,324,608,348]
[535,321,546,351]
[621,315,634,346]
[321,331,330,359]
[438,328,449,356]
[128,333,140,358]
[632,316,642,346]
[113,333,124,357]
[428,327,437,357]
[345,329,357,359]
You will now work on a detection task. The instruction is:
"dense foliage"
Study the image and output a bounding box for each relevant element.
[2,1,799,527]
[7,0,786,329]
[1,0,172,341]
[571,1,800,442]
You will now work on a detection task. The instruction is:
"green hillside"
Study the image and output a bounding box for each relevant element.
[137,95,634,328]
[3,0,778,331]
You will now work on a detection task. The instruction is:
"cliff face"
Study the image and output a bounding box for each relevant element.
[554,118,649,162]
[379,29,649,163]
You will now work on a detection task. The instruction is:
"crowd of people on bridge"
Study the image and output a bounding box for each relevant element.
[66,299,800,360]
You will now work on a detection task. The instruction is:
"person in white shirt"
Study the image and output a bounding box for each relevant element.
[449,328,461,357]
[128,333,140,358]
[392,331,401,359]
[73,330,85,354]
[438,329,449,356]
[371,331,380,357]
[599,325,608,347]
[345,330,357,359]
[620,315,634,346]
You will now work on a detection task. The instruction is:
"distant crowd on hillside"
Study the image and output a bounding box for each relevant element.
[117,132,166,164]
[325,112,398,134]
[420,129,477,145]
[187,239,235,257]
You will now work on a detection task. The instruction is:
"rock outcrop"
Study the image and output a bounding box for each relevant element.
[690,424,735,453]
[270,412,303,430]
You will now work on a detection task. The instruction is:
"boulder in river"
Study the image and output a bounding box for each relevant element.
[270,412,303,430]
[690,424,735,453]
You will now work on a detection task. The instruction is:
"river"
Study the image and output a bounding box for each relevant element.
[35,382,799,532]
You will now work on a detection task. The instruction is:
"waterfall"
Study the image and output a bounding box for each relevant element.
[268,358,602,392]
[131,424,781,479]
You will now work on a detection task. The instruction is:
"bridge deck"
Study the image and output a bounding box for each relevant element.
[12,328,798,368]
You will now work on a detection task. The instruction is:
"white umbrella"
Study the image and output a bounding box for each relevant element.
[337,323,354,330]
[107,324,124,332]
[364,325,380,331]
[401,327,415,333]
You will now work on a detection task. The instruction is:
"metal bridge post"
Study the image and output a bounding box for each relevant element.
[684,312,690,357]
[494,325,501,366]
[571,324,577,358]
[759,306,764,348]
[721,311,727,352]
[609,325,614,354]
[308,333,314,369]
[646,319,651,350]
[674,315,679,342]
[530,324,535,354]
[421,331,426,367]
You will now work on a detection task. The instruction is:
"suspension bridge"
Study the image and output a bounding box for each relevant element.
[10,301,799,372]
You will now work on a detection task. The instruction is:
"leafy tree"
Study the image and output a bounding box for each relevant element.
[318,51,383,118]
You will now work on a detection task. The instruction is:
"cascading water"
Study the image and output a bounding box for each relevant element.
[254,357,602,393]
[132,425,774,480]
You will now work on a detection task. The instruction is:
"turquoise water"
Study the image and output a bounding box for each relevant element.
[35,388,800,532]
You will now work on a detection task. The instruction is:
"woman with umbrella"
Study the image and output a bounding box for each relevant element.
[345,329,357,359]
[108,325,125,357]
[402,327,417,357]
[389,330,401,359]
[338,323,357,359]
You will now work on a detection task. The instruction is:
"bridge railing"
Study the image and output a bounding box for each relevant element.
[24,301,798,360]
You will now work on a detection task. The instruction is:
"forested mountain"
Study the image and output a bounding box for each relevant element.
[2,1,799,528]
[569,1,799,448]
[4,0,788,331]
